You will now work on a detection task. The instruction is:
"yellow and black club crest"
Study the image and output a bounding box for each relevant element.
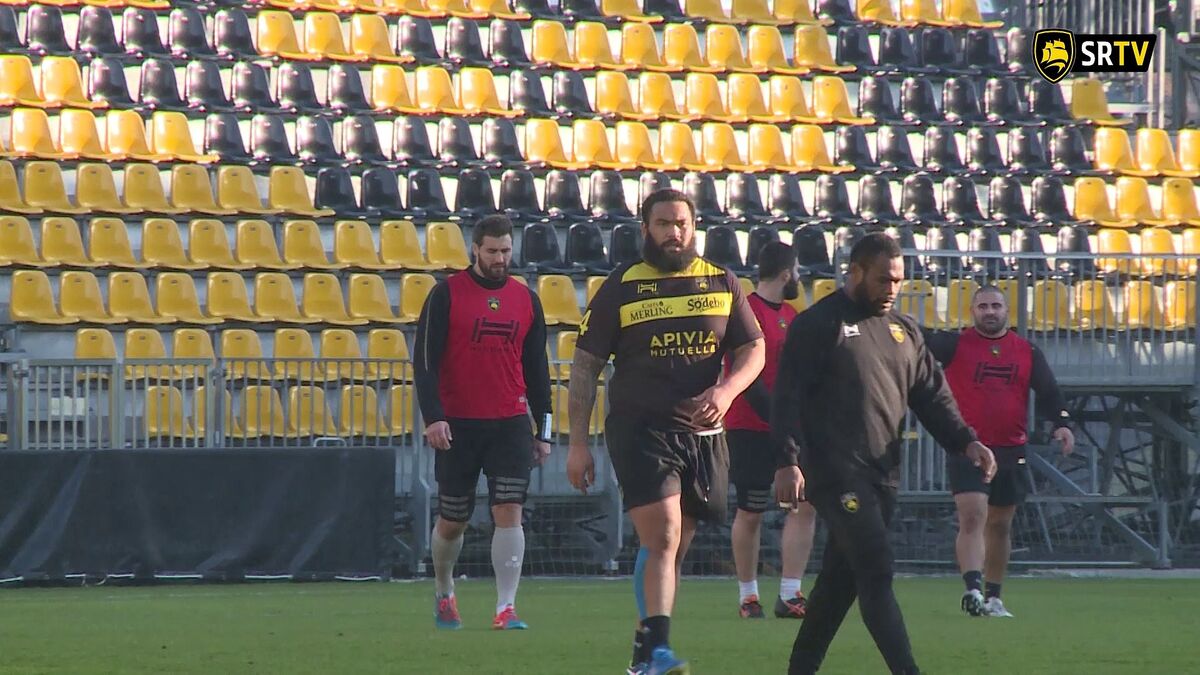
[840,492,859,513]
[889,323,906,344]
[991,345,1001,358]
[487,296,500,312]
[696,277,709,292]
[778,318,788,330]
[1033,29,1075,83]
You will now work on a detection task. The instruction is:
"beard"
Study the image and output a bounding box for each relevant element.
[853,284,890,316]
[783,278,800,301]
[642,235,698,272]
[975,315,1007,336]
[479,259,509,280]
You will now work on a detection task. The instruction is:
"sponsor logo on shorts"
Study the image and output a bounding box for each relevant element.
[840,492,859,513]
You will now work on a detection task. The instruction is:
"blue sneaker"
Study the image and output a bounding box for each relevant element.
[435,594,461,630]
[646,646,688,675]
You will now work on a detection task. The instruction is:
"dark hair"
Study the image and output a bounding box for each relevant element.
[472,214,514,245]
[974,285,1007,302]
[849,232,903,268]
[757,241,796,280]
[640,188,695,226]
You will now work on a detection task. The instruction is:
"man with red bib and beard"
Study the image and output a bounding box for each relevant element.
[926,285,1074,619]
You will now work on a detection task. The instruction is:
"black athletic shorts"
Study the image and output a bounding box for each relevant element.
[605,414,729,523]
[948,446,1031,508]
[434,416,533,502]
[727,429,802,513]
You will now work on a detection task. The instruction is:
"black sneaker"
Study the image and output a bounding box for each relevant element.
[774,593,807,619]
[738,595,766,619]
[961,589,986,617]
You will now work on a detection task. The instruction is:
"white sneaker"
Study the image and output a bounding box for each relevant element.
[961,589,985,617]
[984,597,1013,618]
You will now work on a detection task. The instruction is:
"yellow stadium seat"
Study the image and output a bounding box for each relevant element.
[142,218,201,269]
[1133,128,1197,178]
[1124,280,1166,330]
[572,119,624,170]
[1070,79,1131,126]
[339,385,385,436]
[1115,176,1170,227]
[469,0,530,19]
[637,72,688,120]
[774,0,831,25]
[124,328,172,381]
[414,66,466,115]
[1160,178,1200,226]
[575,21,629,70]
[302,273,367,326]
[239,386,288,437]
[172,328,217,380]
[399,273,437,321]
[732,0,786,25]
[388,0,447,18]
[255,272,319,324]
[109,271,172,324]
[586,276,606,306]
[727,73,785,124]
[189,219,250,270]
[738,277,754,296]
[60,270,124,324]
[811,278,838,304]
[602,0,662,22]
[268,167,335,217]
[334,219,390,270]
[538,274,583,326]
[430,0,490,18]
[812,76,873,125]
[621,24,675,72]
[150,112,218,163]
[23,161,85,213]
[40,217,95,267]
[1184,229,1200,276]
[1073,177,1126,227]
[524,118,588,170]
[145,386,194,439]
[157,272,223,325]
[769,76,820,123]
[901,0,954,25]
[274,328,327,382]
[1073,280,1119,331]
[206,272,264,322]
[426,221,472,270]
[1165,281,1197,330]
[170,165,234,216]
[222,329,271,382]
[0,216,45,267]
[58,109,117,161]
[370,65,421,113]
[706,24,763,73]
[9,108,65,159]
[686,73,736,123]
[747,124,801,172]
[1177,129,1200,175]
[658,121,707,172]
[321,328,368,381]
[746,25,809,75]
[595,71,655,122]
[236,219,299,271]
[75,164,136,214]
[88,218,142,269]
[792,124,849,173]
[663,23,722,73]
[555,331,577,381]
[898,279,939,327]
[123,164,182,214]
[615,121,669,171]
[685,0,740,23]
[0,55,42,107]
[551,384,571,435]
[785,288,808,313]
[1097,228,1136,276]
[380,219,440,270]
[531,20,582,69]
[458,68,518,118]
[859,0,912,26]
[348,273,406,324]
[256,11,318,61]
[107,110,166,162]
[1030,280,1071,331]
[943,0,1003,27]
[366,328,413,381]
[701,122,752,172]
[1093,128,1156,177]
[283,219,345,270]
[75,328,117,364]
[0,162,42,215]
[304,12,365,62]
[350,14,411,63]
[794,26,855,73]
[993,279,1021,327]
[1138,228,1179,278]
[194,386,241,439]
[945,279,981,329]
[11,270,77,324]
[216,166,278,215]
[387,384,417,436]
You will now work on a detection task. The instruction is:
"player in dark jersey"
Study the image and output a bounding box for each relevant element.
[772,233,996,675]
[413,215,553,632]
[566,189,765,675]
[724,242,817,621]
[925,285,1074,619]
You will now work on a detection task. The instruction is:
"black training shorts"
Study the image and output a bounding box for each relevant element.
[605,414,729,523]
[727,429,800,513]
[948,446,1031,508]
[434,416,533,502]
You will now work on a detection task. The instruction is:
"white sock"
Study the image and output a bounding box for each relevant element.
[780,577,802,601]
[431,529,464,597]
[492,525,525,614]
[738,579,759,602]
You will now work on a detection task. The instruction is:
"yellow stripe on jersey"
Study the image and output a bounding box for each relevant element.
[620,258,727,283]
[620,292,733,327]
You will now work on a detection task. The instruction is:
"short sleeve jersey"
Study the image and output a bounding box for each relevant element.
[575,257,763,433]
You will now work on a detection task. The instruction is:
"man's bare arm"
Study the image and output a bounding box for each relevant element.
[567,349,606,445]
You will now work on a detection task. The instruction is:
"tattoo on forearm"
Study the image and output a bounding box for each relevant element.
[567,350,605,444]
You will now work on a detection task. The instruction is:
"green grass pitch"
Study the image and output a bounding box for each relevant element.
[0,577,1197,674]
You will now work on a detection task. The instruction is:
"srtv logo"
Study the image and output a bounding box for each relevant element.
[1033,29,1157,83]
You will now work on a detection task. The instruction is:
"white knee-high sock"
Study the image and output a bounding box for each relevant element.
[492,525,525,613]
[432,530,464,597]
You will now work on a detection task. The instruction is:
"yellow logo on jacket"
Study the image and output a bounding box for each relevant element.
[889,323,905,344]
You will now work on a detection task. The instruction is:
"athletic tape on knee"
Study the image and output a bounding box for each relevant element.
[488,476,529,505]
[633,546,649,620]
[438,494,475,522]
